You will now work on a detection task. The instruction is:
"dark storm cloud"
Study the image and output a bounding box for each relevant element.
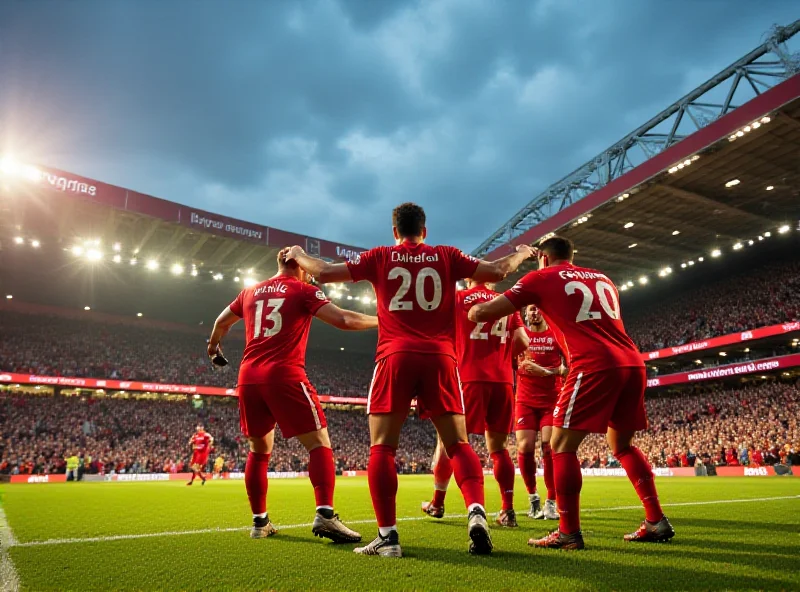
[0,0,796,250]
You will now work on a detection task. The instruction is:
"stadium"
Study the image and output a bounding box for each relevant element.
[1,11,799,592]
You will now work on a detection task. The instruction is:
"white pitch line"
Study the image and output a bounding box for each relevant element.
[9,494,799,549]
[0,507,21,592]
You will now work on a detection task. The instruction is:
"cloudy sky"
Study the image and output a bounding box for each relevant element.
[0,1,796,252]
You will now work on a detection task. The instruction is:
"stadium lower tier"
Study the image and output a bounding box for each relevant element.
[1,380,796,476]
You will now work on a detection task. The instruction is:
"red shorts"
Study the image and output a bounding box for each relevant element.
[514,402,554,432]
[462,382,513,435]
[237,374,327,440]
[368,353,463,418]
[553,366,647,434]
[191,452,209,466]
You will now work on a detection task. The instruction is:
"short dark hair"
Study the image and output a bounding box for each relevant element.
[392,202,426,238]
[278,248,299,270]
[538,236,574,261]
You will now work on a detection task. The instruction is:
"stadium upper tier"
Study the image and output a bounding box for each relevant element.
[1,380,796,476]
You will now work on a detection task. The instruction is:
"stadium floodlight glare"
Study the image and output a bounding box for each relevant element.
[86,249,102,262]
[688,260,695,266]
[112,254,122,263]
[681,263,687,268]
[620,284,628,291]
[743,348,750,353]
[626,281,634,288]
[751,121,760,129]
[733,243,743,250]
[146,259,159,271]
[711,249,722,258]
[84,306,91,311]
[170,263,184,275]
[13,236,24,245]
[765,185,774,191]
[764,232,771,237]
[130,258,138,266]
[347,295,353,300]
[31,239,40,248]
[113,242,121,252]
[778,225,790,234]
[5,295,11,299]
[213,273,223,281]
[233,276,240,282]
[190,268,198,277]
[719,351,726,356]
[736,130,744,137]
[698,257,704,262]
[761,116,770,124]
[361,296,371,304]
[628,243,637,249]
[72,245,84,256]
[137,313,143,317]
[694,359,702,364]
[724,179,740,188]
[623,222,634,229]
[672,230,680,236]
[243,277,257,287]
[748,240,754,246]
[638,276,648,285]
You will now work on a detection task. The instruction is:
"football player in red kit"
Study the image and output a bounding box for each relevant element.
[469,236,674,550]
[516,305,566,520]
[207,249,377,543]
[421,280,528,527]
[187,425,213,486]
[286,203,534,557]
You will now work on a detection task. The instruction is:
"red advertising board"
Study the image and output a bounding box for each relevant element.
[646,353,800,388]
[268,228,364,261]
[34,165,128,209]
[179,206,268,244]
[642,322,800,361]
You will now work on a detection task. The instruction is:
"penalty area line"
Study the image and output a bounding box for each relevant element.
[0,506,21,592]
[10,494,799,549]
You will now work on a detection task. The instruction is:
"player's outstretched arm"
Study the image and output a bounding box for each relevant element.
[207,306,241,358]
[470,244,536,282]
[285,246,353,284]
[469,295,517,323]
[315,302,378,331]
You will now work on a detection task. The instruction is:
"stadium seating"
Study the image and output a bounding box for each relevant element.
[1,381,796,475]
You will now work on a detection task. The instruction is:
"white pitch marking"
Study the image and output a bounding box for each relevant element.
[0,507,21,592]
[9,495,799,549]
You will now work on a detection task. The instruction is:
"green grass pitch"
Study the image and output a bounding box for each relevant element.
[2,476,799,591]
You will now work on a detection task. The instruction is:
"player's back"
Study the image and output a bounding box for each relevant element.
[230,275,329,384]
[455,286,520,383]
[508,262,642,372]
[347,241,479,361]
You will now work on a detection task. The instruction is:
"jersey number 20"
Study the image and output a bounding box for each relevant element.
[564,280,620,322]
[388,267,442,311]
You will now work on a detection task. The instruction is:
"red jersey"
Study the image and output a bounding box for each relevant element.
[229,275,330,384]
[455,286,523,384]
[516,325,563,407]
[346,241,479,361]
[504,262,643,373]
[192,432,211,452]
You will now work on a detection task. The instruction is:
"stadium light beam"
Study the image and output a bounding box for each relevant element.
[146,259,159,271]
[13,236,24,245]
[672,230,680,236]
[623,222,634,229]
[724,179,740,188]
[5,295,11,299]
[638,276,648,285]
[170,263,184,275]
[112,254,122,263]
[711,249,722,258]
[243,277,257,287]
[778,225,790,234]
[86,249,103,262]
[30,239,40,248]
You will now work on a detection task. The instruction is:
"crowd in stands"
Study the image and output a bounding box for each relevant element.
[0,311,373,396]
[627,260,800,353]
[1,380,796,477]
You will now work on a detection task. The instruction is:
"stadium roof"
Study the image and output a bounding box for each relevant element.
[475,21,800,288]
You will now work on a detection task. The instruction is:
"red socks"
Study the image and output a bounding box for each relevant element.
[446,443,485,508]
[542,443,556,501]
[308,446,335,509]
[517,452,537,494]
[490,450,515,511]
[431,452,453,507]
[616,446,664,523]
[368,445,398,527]
[245,451,271,515]
[552,451,582,534]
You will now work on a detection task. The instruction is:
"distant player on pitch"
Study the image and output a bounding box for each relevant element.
[287,202,535,557]
[207,249,377,542]
[516,304,566,520]
[470,236,674,550]
[422,280,528,527]
[187,424,213,486]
